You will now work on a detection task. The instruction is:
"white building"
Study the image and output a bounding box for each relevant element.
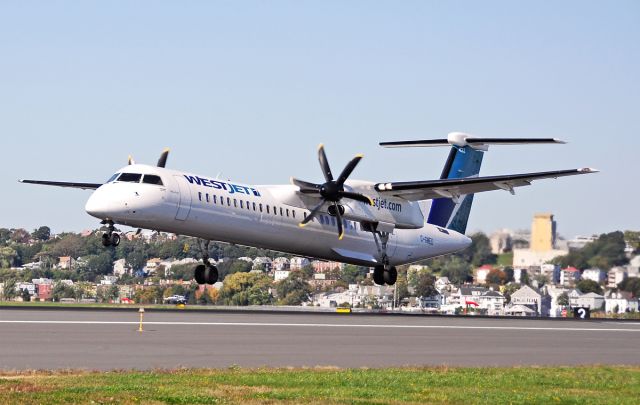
[290,257,311,270]
[560,267,581,287]
[473,265,493,285]
[512,248,567,268]
[540,264,560,284]
[478,290,506,315]
[570,291,604,310]
[274,269,291,282]
[253,257,272,271]
[112,259,130,277]
[581,268,606,284]
[510,285,549,316]
[605,291,639,314]
[544,285,571,317]
[100,275,119,285]
[272,257,290,271]
[608,267,628,288]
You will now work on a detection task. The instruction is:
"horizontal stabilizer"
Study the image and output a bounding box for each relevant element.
[19,180,102,190]
[380,132,565,150]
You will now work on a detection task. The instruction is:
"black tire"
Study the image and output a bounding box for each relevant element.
[194,264,206,284]
[373,265,385,285]
[101,234,111,247]
[110,233,121,247]
[204,265,219,284]
[384,266,398,285]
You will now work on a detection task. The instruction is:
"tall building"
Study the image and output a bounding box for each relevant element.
[531,213,556,252]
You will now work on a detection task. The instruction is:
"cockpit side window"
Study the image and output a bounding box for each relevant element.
[142,175,163,186]
[106,173,120,183]
[118,173,142,183]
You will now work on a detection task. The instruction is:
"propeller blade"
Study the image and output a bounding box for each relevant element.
[157,148,170,168]
[318,144,333,182]
[128,155,135,165]
[333,203,345,240]
[299,200,325,227]
[339,191,374,205]
[290,177,322,193]
[336,154,363,186]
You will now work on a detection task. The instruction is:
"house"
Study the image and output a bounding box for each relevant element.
[309,273,337,289]
[560,267,580,287]
[450,286,489,307]
[253,257,272,271]
[478,290,506,315]
[290,257,311,270]
[272,257,290,271]
[581,268,606,284]
[510,284,549,316]
[544,285,571,317]
[112,259,130,277]
[36,283,53,301]
[608,267,628,288]
[474,265,493,284]
[145,258,162,274]
[311,260,344,273]
[569,289,605,310]
[237,257,253,263]
[540,264,560,284]
[57,256,76,270]
[504,304,537,317]
[274,269,291,282]
[605,291,639,314]
[100,275,119,285]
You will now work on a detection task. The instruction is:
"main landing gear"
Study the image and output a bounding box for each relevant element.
[194,239,218,285]
[100,220,121,247]
[369,228,397,286]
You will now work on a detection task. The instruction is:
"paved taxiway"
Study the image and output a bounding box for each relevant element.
[1,308,639,370]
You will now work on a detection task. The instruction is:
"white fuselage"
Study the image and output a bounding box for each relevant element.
[85,164,471,266]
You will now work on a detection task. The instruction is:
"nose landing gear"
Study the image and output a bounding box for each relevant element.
[194,239,218,285]
[100,221,121,247]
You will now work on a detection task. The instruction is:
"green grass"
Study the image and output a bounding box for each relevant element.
[497,252,514,267]
[0,366,638,404]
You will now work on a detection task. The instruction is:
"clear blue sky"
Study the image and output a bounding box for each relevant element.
[1,1,638,238]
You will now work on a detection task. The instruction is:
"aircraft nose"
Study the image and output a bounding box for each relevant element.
[85,188,113,219]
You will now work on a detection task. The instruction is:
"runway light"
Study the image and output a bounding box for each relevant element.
[138,307,145,332]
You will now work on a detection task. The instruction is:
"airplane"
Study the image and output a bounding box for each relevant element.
[20,132,597,286]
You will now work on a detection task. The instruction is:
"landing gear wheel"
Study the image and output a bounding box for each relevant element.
[194,264,206,285]
[101,233,111,247]
[384,266,398,285]
[204,265,219,285]
[373,265,385,285]
[110,233,121,247]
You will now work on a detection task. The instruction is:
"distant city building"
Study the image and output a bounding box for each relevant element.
[272,257,290,271]
[540,264,560,284]
[581,268,606,284]
[112,259,130,277]
[604,291,639,314]
[473,265,493,285]
[531,213,556,251]
[607,267,628,288]
[567,235,597,251]
[569,289,604,310]
[274,269,291,282]
[509,284,549,316]
[311,260,343,273]
[560,267,581,287]
[290,257,310,270]
[57,256,76,270]
[489,229,512,254]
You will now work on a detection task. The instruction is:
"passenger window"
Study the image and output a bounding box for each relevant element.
[273,206,277,215]
[220,197,224,206]
[118,173,142,183]
[286,209,289,217]
[240,200,244,209]
[206,194,210,203]
[234,199,237,208]
[266,206,270,214]
[227,197,231,206]
[246,201,250,210]
[292,210,296,219]
[280,207,283,216]
[213,195,217,204]
[198,192,202,202]
[142,175,163,185]
[260,203,263,212]
[253,202,256,211]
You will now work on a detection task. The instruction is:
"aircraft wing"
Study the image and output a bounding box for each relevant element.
[19,179,102,190]
[374,168,597,201]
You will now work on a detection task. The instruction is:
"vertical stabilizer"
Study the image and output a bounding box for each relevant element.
[426,146,484,234]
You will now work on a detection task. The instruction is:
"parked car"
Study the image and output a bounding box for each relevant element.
[164,295,187,304]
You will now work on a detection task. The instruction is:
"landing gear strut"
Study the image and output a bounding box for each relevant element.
[100,221,120,247]
[369,228,397,286]
[194,239,218,285]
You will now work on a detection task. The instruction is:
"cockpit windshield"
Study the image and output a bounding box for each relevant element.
[142,175,164,186]
[106,173,120,183]
[118,173,142,183]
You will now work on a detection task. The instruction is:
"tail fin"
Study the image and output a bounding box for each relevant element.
[380,132,564,234]
[426,146,484,234]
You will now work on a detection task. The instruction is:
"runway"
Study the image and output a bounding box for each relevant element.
[1,308,639,370]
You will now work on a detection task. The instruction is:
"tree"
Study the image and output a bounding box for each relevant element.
[486,269,507,285]
[2,279,17,300]
[440,256,472,285]
[618,278,640,297]
[0,246,17,268]
[576,279,603,295]
[554,232,628,270]
[32,226,51,241]
[219,272,273,306]
[52,283,76,301]
[276,270,312,305]
[468,233,497,267]
[624,230,640,254]
[20,288,31,302]
[557,292,570,307]
[412,270,437,298]
[11,229,31,244]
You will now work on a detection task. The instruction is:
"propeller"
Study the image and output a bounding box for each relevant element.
[292,144,373,240]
